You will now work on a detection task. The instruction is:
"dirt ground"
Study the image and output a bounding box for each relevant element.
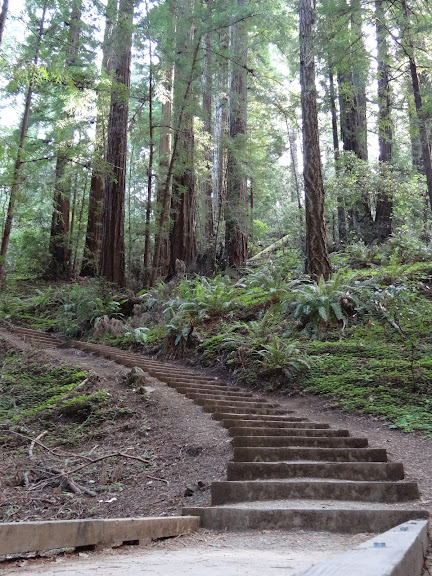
[0,329,232,524]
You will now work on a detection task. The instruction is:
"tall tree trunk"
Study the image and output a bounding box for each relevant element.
[81,0,118,277]
[154,64,174,279]
[337,0,373,242]
[143,42,154,287]
[401,0,432,213]
[329,70,346,245]
[0,0,8,46]
[99,0,134,286]
[225,0,248,268]
[47,0,82,279]
[202,16,214,255]
[299,0,331,280]
[374,0,393,242]
[0,4,47,282]
[168,0,198,277]
[150,38,200,285]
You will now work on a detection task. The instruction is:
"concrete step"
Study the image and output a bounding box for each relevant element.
[227,461,405,481]
[222,418,329,428]
[210,480,420,505]
[228,427,348,437]
[232,436,368,448]
[233,447,388,463]
[182,503,428,533]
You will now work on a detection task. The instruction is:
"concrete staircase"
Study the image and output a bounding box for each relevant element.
[6,327,429,534]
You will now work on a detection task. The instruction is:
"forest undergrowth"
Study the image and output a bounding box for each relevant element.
[2,234,432,436]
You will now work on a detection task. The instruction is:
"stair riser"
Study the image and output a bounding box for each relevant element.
[232,437,368,448]
[233,447,388,463]
[181,508,428,533]
[210,481,420,505]
[199,401,278,410]
[209,408,287,417]
[168,385,239,393]
[227,462,405,481]
[184,393,256,402]
[229,427,349,437]
[222,419,327,427]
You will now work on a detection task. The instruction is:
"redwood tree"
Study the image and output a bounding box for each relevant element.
[81,0,118,277]
[99,0,134,286]
[0,0,8,46]
[374,0,393,242]
[299,0,331,279]
[225,0,248,268]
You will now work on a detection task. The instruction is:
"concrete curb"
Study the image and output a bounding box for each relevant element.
[294,520,429,576]
[0,516,200,556]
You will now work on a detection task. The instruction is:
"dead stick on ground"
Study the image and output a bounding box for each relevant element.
[146,475,169,484]
[29,431,48,459]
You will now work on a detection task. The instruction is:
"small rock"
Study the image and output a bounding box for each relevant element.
[125,367,147,388]
[184,486,195,497]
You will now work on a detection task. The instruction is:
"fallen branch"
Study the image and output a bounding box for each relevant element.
[29,431,48,459]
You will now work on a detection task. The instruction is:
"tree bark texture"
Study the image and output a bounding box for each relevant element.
[99,0,134,286]
[169,0,198,276]
[225,0,248,269]
[81,0,118,277]
[0,4,46,282]
[328,70,346,244]
[0,0,8,46]
[374,0,393,242]
[401,0,432,214]
[47,0,82,279]
[299,0,331,280]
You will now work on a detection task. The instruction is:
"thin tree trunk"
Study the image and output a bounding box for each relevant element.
[72,171,88,273]
[329,70,346,244]
[81,0,118,277]
[202,18,214,248]
[99,0,134,286]
[155,63,174,279]
[0,0,8,46]
[225,0,248,268]
[47,0,82,279]
[299,0,331,280]
[0,4,47,282]
[143,42,154,287]
[374,0,393,242]
[401,0,432,213]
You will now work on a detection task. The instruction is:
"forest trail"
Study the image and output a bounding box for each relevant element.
[1,325,431,574]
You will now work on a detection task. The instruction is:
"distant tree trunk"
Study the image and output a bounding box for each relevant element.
[328,69,346,244]
[401,0,432,214]
[0,0,8,46]
[225,0,248,268]
[154,64,174,279]
[143,43,154,287]
[212,30,229,265]
[0,4,47,283]
[337,0,373,243]
[99,0,134,286]
[81,0,117,277]
[374,0,393,243]
[151,38,200,285]
[299,0,331,280]
[202,19,214,248]
[169,0,198,276]
[47,0,82,279]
